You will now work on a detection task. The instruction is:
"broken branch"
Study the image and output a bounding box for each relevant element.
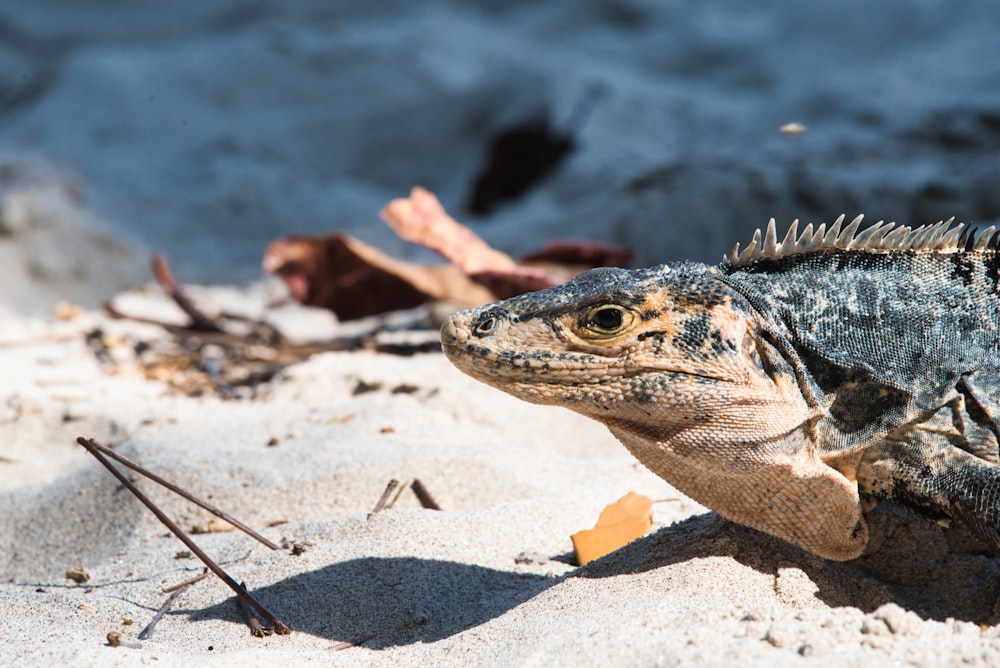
[151,254,224,333]
[370,479,400,515]
[162,569,210,593]
[411,479,442,511]
[138,584,189,640]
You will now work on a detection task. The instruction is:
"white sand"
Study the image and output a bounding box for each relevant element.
[2,290,1000,668]
[3,2,1000,665]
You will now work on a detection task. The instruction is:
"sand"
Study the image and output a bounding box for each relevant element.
[3,2,1000,665]
[2,286,1000,668]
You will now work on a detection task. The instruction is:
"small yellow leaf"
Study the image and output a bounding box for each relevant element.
[190,518,235,534]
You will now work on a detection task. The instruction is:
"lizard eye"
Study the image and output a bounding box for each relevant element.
[593,307,623,330]
[578,305,635,338]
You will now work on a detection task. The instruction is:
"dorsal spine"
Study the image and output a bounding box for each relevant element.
[726,215,1000,268]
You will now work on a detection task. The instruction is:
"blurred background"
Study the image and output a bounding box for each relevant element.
[1,0,999,314]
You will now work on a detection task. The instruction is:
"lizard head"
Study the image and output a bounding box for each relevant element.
[440,264,794,428]
[442,263,868,561]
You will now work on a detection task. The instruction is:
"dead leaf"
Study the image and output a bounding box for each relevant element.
[263,232,494,320]
[382,186,520,274]
[381,187,561,298]
[519,240,635,273]
[190,518,235,534]
[571,492,653,566]
[265,187,634,319]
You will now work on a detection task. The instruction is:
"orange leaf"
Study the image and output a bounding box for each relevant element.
[571,492,653,566]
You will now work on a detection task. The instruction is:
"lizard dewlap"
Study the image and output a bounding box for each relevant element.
[441,215,1000,561]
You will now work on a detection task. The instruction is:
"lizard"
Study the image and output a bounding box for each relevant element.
[440,215,1000,561]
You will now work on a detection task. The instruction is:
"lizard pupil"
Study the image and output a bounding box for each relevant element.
[592,307,623,330]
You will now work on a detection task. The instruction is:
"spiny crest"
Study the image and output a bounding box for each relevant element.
[726,214,1000,268]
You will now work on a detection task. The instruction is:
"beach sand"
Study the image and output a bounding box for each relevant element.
[2,1,1000,664]
[3,287,1000,667]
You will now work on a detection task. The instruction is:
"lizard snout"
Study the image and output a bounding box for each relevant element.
[440,307,508,349]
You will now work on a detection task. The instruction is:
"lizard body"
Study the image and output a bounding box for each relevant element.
[441,216,1000,560]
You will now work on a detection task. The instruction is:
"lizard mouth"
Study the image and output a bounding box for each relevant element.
[441,308,740,387]
[440,312,698,386]
[440,311,621,382]
[440,338,623,382]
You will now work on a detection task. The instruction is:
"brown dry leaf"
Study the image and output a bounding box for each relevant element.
[190,518,235,534]
[265,187,634,319]
[519,240,635,274]
[571,492,653,566]
[464,269,561,300]
[263,232,494,320]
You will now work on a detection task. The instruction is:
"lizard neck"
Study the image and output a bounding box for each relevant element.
[608,423,868,561]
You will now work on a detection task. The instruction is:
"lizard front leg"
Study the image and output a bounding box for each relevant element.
[857,395,1000,553]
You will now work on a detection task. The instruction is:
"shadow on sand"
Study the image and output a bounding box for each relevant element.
[191,505,1000,646]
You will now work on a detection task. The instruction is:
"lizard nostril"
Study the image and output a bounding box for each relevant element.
[473,313,502,337]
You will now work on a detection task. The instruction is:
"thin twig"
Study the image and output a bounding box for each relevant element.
[102,301,184,331]
[411,479,442,510]
[163,569,210,593]
[76,437,291,635]
[237,581,271,637]
[151,254,224,333]
[370,479,400,514]
[329,636,372,651]
[77,437,280,550]
[138,584,189,640]
[105,301,439,358]
[386,479,410,510]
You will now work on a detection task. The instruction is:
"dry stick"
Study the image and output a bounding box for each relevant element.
[386,479,410,510]
[237,581,271,637]
[76,437,291,635]
[150,254,224,333]
[105,300,438,358]
[139,584,189,640]
[163,569,210,593]
[103,301,185,331]
[411,479,442,510]
[78,437,280,550]
[370,479,400,514]
[329,636,373,651]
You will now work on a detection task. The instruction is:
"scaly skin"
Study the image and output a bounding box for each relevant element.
[441,219,1000,560]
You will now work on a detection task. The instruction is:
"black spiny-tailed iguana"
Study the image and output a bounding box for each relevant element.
[440,215,1000,561]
